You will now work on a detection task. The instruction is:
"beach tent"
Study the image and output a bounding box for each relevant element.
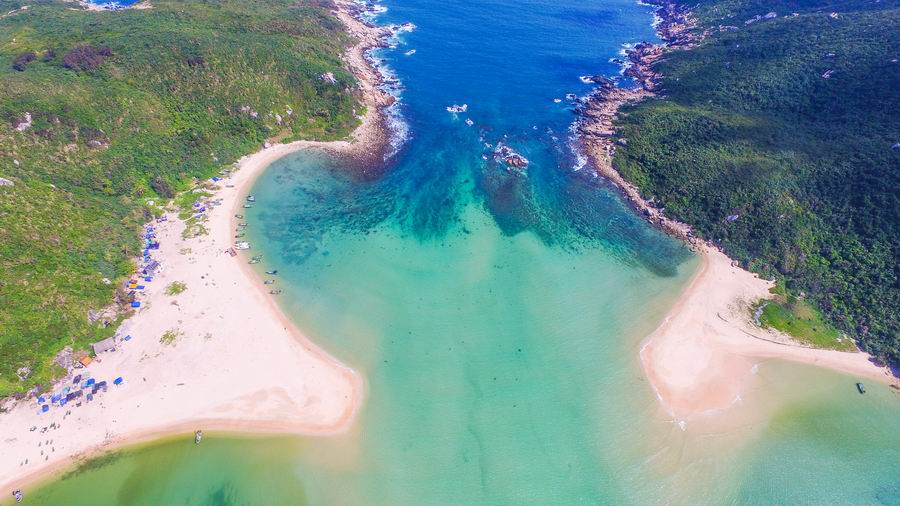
[41,405,49,413]
[114,377,124,386]
[37,396,45,404]
[131,301,141,308]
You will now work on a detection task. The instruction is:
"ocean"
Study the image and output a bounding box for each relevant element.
[24,0,900,504]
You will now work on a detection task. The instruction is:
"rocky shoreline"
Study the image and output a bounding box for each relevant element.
[337,0,415,173]
[577,0,702,246]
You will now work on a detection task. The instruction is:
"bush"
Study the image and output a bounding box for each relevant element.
[62,44,113,71]
[12,51,35,71]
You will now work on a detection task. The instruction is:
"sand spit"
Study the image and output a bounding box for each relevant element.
[0,0,393,495]
[639,246,895,422]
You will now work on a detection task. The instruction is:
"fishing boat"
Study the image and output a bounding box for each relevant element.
[246,195,256,202]
[857,382,866,394]
[235,232,245,238]
[13,490,23,503]
[265,270,278,275]
[248,258,260,265]
[195,430,203,444]
[242,204,253,209]
[269,289,282,295]
[264,279,275,285]
[234,214,243,219]
[234,241,251,250]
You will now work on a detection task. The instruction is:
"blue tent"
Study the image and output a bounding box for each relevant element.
[114,377,124,386]
[85,378,96,387]
[37,396,46,404]
[131,302,141,308]
[144,276,153,282]
[123,335,132,341]
[41,405,49,413]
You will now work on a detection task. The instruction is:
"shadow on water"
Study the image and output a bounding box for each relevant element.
[259,125,690,277]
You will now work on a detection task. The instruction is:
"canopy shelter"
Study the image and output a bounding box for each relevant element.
[92,336,116,355]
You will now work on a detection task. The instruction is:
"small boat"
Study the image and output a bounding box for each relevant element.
[246,195,256,202]
[465,118,474,126]
[265,270,278,275]
[13,490,23,503]
[235,233,245,238]
[195,430,203,444]
[252,255,263,261]
[264,279,275,285]
[235,241,250,250]
[248,259,260,265]
[856,382,866,394]
[234,214,243,219]
[269,289,282,295]
[446,104,468,113]
[243,204,253,209]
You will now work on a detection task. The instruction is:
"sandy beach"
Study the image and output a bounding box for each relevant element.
[0,1,391,495]
[575,0,896,423]
[639,245,896,422]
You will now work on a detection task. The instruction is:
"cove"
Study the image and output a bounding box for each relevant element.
[23,0,900,504]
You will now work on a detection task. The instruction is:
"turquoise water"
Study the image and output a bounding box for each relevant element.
[24,0,900,504]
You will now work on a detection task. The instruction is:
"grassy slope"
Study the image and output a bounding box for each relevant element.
[613,0,899,363]
[0,0,361,396]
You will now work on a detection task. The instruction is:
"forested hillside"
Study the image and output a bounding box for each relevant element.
[614,0,899,364]
[0,0,361,396]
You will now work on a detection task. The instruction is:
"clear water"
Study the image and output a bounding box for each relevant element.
[23,0,900,504]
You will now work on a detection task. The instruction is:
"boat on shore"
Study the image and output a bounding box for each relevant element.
[194,430,202,444]
[857,382,866,394]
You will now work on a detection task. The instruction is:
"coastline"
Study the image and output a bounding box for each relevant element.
[638,245,896,422]
[0,1,391,496]
[578,0,896,420]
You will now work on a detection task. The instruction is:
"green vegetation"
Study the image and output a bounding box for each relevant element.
[159,328,182,346]
[614,0,899,364]
[164,281,187,296]
[758,298,854,351]
[0,0,362,396]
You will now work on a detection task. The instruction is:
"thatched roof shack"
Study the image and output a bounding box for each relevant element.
[92,336,116,355]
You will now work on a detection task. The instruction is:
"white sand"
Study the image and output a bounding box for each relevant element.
[0,1,389,494]
[640,245,896,421]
